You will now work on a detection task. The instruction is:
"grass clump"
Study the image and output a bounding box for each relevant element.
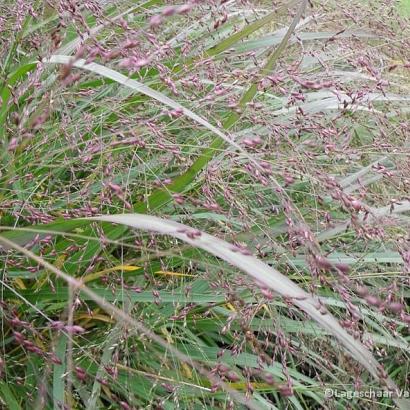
[1,1,410,409]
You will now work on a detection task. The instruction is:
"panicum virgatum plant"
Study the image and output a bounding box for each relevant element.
[1,0,410,408]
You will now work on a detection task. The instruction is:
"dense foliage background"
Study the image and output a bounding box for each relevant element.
[1,0,410,408]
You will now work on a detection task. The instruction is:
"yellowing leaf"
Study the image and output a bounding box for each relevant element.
[75,313,115,324]
[81,265,141,283]
[182,363,193,379]
[228,382,272,390]
[13,278,26,290]
[154,270,195,277]
[226,303,236,312]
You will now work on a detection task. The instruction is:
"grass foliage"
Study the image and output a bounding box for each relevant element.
[1,0,410,409]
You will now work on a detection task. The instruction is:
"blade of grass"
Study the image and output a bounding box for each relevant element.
[0,219,88,249]
[33,2,308,277]
[136,0,310,212]
[0,235,261,410]
[46,55,241,151]
[88,213,407,408]
[318,201,410,242]
[52,335,67,410]
[46,0,308,214]
[86,326,121,409]
[0,382,21,410]
[57,0,163,56]
[203,0,298,59]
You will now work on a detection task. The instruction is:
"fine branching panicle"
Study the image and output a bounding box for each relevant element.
[1,1,410,409]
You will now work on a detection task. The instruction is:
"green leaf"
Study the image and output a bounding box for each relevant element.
[0,382,21,410]
[204,0,298,58]
[0,219,89,249]
[53,335,67,410]
[46,55,236,149]
[88,212,406,406]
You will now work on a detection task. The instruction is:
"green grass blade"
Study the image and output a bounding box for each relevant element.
[204,0,298,58]
[89,213,406,408]
[0,234,261,410]
[47,55,238,149]
[0,382,22,410]
[136,0,309,211]
[52,335,67,410]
